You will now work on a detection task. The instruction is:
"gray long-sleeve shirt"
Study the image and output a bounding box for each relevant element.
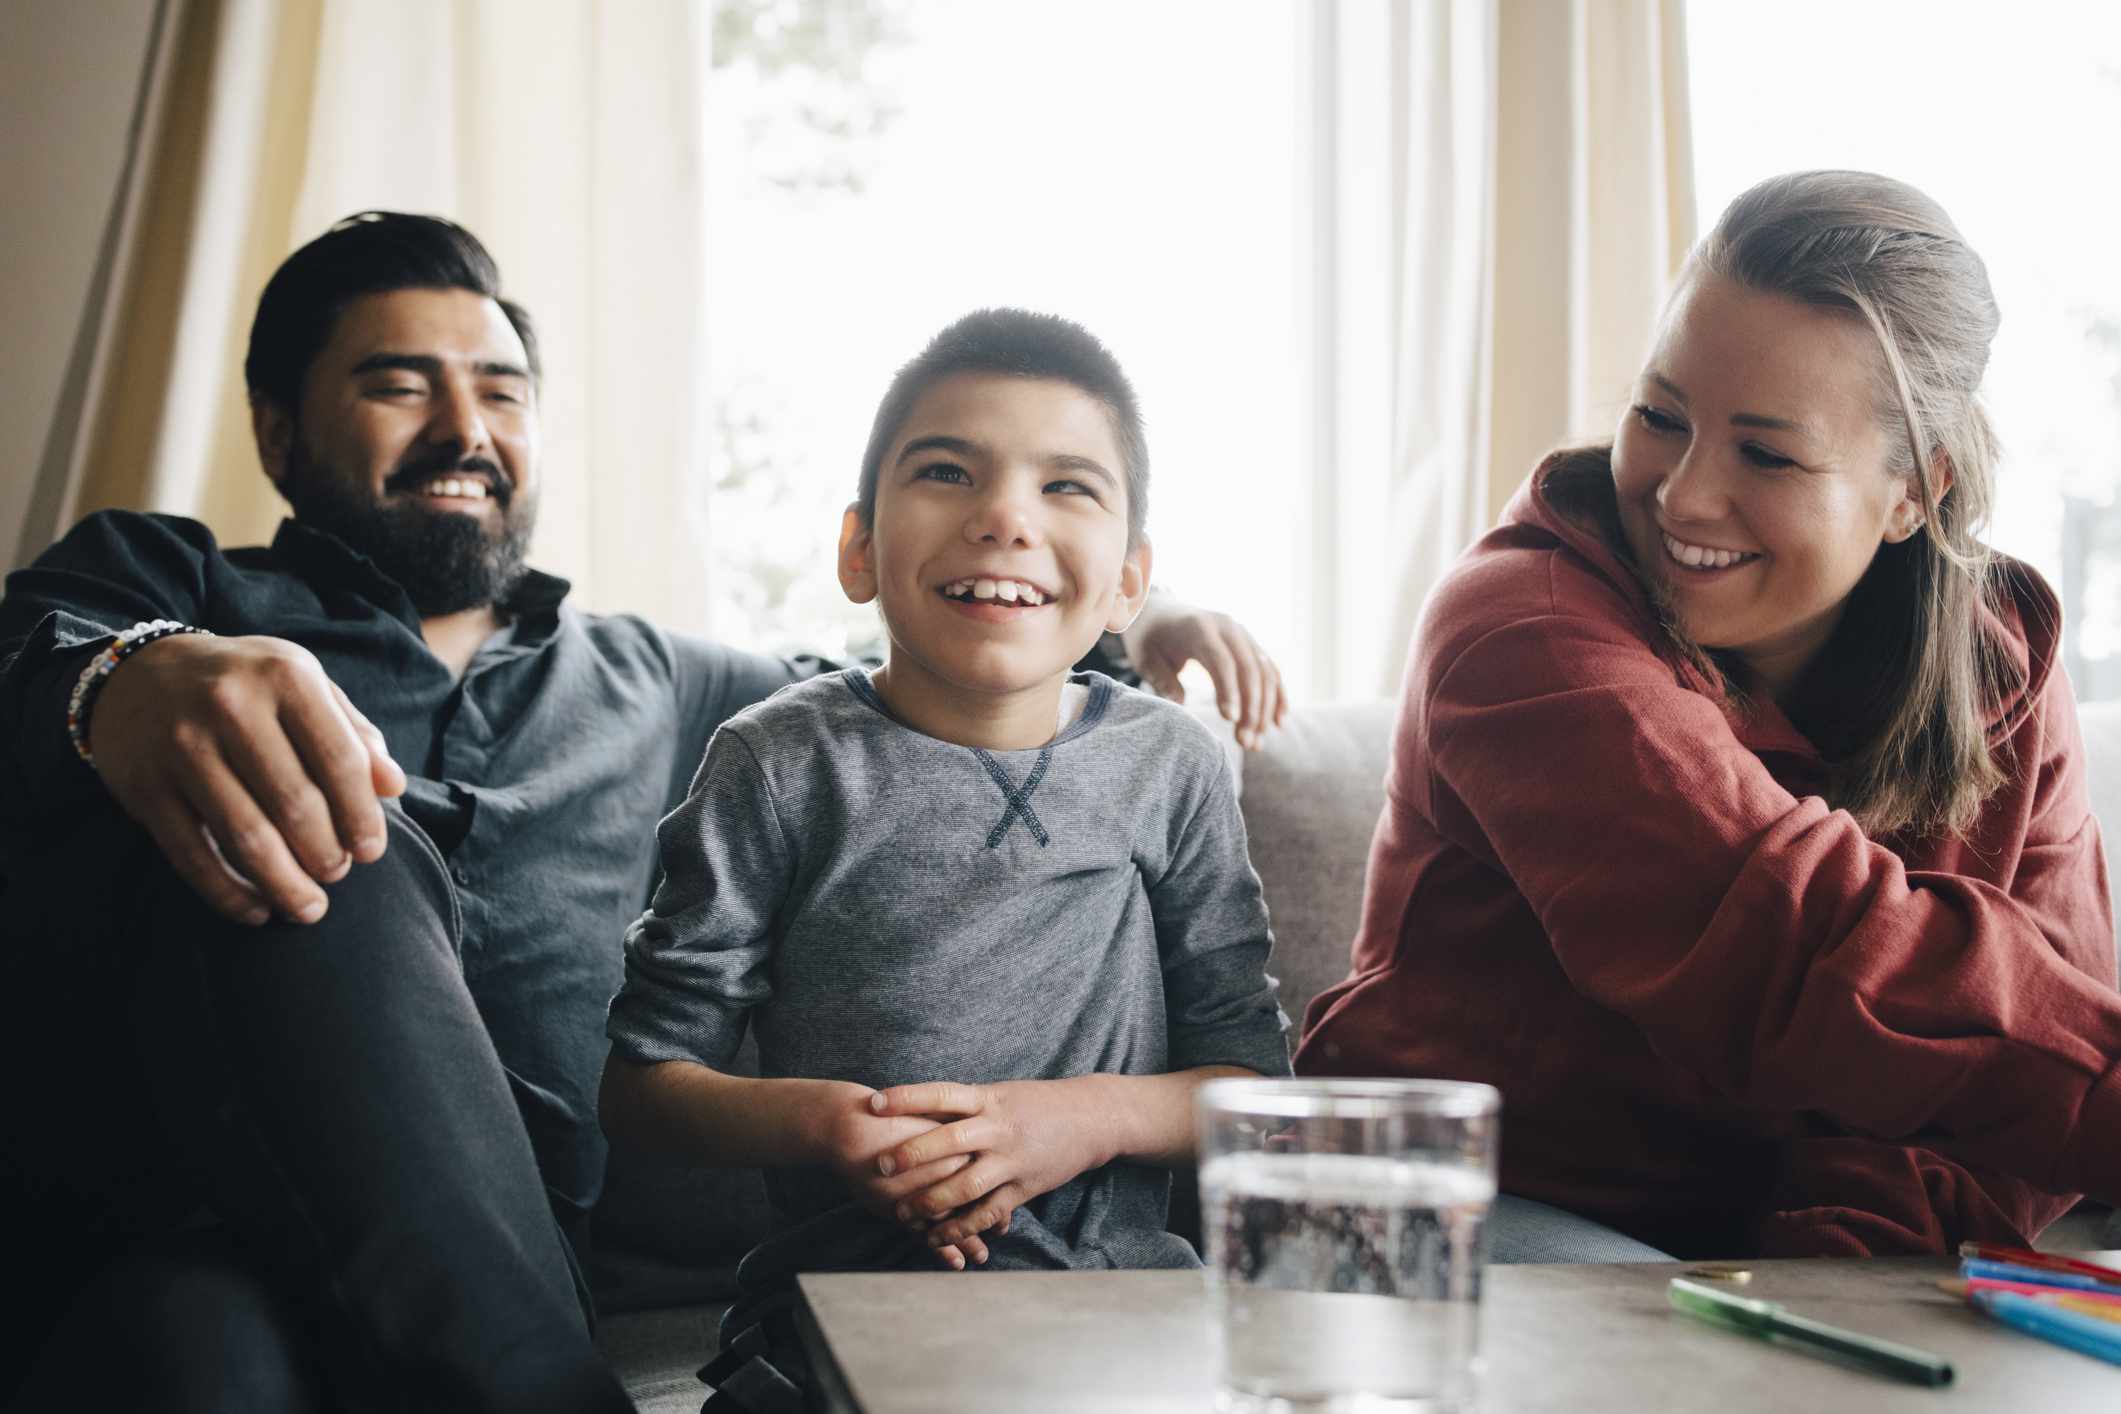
[606,668,1290,1274]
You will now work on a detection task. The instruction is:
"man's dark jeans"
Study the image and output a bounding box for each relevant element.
[1,803,632,1412]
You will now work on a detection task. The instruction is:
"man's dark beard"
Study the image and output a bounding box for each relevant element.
[281,439,535,616]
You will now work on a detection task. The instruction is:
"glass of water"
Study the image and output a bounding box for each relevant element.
[1197,1078,1501,1413]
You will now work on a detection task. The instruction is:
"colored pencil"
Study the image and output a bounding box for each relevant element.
[2050,1296,2121,1328]
[1937,1276,2121,1309]
[1958,1243,2121,1287]
[1968,1289,2121,1367]
[1960,1258,2121,1293]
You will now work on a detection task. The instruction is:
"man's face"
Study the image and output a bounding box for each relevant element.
[257,287,541,615]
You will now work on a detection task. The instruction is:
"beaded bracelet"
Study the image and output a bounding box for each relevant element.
[67,619,214,767]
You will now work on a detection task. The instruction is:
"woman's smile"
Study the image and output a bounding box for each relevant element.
[1658,529,1764,577]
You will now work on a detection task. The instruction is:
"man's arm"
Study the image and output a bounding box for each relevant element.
[1098,590,1289,750]
[1,511,402,925]
[664,588,1289,766]
[2,512,218,823]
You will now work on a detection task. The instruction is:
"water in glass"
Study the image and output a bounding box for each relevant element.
[1202,1151,1494,1411]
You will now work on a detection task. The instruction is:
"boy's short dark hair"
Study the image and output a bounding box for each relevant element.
[244,211,540,412]
[858,309,1148,544]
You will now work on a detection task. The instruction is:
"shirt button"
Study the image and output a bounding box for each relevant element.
[451,865,470,886]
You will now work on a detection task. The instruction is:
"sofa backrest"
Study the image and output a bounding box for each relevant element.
[1215,701,1396,1029]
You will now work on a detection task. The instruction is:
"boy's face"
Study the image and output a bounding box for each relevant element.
[839,372,1151,708]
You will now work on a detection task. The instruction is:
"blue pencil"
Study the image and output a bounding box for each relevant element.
[1960,1258,2121,1294]
[1971,1290,2121,1368]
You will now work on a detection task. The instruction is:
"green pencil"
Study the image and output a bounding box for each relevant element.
[1666,1278,1955,1387]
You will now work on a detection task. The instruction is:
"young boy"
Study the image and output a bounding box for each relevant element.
[600,309,1288,1394]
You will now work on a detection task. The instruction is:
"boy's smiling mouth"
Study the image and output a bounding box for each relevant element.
[938,576,1053,608]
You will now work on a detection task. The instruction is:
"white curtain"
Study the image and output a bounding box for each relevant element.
[32,0,717,632]
[1310,0,1695,698]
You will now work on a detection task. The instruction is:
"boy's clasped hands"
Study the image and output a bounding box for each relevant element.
[823,1078,1112,1270]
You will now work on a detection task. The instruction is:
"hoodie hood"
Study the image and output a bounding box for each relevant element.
[1503,446,2056,750]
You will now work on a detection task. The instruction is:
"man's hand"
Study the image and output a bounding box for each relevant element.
[1122,597,1287,750]
[868,1079,1110,1251]
[88,633,405,925]
[812,1085,992,1269]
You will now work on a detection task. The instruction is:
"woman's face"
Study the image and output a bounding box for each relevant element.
[1611,272,1929,698]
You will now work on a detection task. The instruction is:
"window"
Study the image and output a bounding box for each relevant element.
[1688,2,2121,696]
[702,0,1310,686]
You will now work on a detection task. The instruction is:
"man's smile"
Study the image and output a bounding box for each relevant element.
[386,460,511,510]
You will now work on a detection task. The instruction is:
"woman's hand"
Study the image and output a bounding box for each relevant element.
[809,1083,993,1268]
[866,1079,1111,1250]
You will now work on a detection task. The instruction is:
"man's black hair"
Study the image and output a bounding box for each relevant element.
[858,309,1148,544]
[244,211,540,411]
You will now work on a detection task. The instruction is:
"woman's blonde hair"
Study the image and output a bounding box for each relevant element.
[1579,171,2023,839]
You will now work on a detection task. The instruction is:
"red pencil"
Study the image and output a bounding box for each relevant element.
[1958,1243,2121,1288]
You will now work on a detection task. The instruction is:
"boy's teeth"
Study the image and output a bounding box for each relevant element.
[945,577,1047,604]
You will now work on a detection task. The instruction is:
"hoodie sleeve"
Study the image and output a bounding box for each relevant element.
[1754,1135,2082,1257]
[1422,569,2121,1207]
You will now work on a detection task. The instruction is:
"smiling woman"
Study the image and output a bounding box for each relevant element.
[1609,172,2012,839]
[1297,170,2121,1263]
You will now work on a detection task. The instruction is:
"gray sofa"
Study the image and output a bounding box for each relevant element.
[596,698,2121,1410]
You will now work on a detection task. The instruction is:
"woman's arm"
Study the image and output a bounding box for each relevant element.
[1423,585,2121,1203]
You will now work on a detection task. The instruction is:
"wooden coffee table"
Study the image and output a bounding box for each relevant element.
[796,1255,2121,1412]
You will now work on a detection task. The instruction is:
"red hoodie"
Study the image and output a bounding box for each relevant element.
[1295,453,2121,1258]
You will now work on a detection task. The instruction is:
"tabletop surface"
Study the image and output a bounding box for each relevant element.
[796,1254,2121,1413]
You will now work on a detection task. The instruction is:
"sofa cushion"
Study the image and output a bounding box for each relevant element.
[1234,701,1396,1026]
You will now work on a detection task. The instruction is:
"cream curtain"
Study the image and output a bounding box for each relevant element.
[1311,0,1695,697]
[34,0,717,632]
